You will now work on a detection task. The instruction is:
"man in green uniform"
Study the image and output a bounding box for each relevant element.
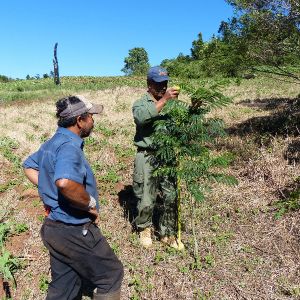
[132,66,183,249]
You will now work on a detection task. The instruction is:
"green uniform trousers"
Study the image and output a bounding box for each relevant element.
[132,151,177,236]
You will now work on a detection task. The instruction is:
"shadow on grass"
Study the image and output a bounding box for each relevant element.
[117,185,162,233]
[238,97,297,111]
[228,97,300,137]
[117,185,137,227]
[284,139,300,164]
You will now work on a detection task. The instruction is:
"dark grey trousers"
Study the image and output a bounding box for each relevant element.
[41,219,123,300]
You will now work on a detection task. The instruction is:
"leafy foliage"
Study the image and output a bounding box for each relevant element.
[223,1,300,72]
[151,82,237,257]
[0,137,22,173]
[0,223,10,248]
[152,82,236,197]
[275,188,300,219]
[191,33,205,60]
[162,1,300,80]
[0,223,22,284]
[0,248,21,283]
[0,75,11,83]
[121,47,150,76]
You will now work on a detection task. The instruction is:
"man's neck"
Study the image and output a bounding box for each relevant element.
[67,125,81,137]
[148,91,160,102]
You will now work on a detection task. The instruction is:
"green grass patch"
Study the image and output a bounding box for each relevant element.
[0,76,145,103]
[274,188,300,219]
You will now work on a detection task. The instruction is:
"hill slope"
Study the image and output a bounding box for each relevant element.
[0,76,299,299]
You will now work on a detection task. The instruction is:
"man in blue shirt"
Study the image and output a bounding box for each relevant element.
[23,95,123,300]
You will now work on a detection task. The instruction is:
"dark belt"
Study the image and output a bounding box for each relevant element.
[44,218,90,227]
[44,218,94,236]
[137,147,155,153]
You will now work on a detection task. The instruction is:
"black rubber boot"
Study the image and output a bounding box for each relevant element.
[93,289,121,300]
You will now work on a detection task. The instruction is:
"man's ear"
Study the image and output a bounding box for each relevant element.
[76,116,83,128]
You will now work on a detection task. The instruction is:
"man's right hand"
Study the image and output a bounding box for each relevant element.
[88,207,100,225]
[162,87,180,101]
[155,87,180,112]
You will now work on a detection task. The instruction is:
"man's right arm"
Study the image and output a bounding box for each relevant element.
[154,88,179,113]
[55,178,90,209]
[24,168,39,185]
[23,151,39,186]
[54,144,99,220]
[133,89,179,125]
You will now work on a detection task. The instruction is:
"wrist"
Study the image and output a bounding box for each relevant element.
[160,96,168,104]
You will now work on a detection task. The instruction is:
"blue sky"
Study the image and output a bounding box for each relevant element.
[0,1,234,79]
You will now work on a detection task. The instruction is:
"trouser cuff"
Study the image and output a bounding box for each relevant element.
[93,288,121,300]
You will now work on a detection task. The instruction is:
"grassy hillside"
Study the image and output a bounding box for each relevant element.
[0,75,299,299]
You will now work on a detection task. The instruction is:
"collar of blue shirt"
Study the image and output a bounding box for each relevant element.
[57,127,84,149]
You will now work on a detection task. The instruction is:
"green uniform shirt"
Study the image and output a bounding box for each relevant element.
[132,93,164,149]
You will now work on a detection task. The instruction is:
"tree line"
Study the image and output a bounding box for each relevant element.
[122,0,300,80]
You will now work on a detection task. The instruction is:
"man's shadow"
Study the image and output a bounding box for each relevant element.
[117,185,137,226]
[117,185,161,232]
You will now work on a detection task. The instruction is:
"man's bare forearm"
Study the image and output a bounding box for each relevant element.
[154,88,179,112]
[24,168,39,185]
[55,178,91,209]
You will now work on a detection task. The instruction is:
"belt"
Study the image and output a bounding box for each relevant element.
[137,147,155,153]
[44,218,89,227]
[44,218,94,236]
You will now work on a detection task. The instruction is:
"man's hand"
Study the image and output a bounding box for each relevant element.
[161,87,180,101]
[155,87,180,112]
[88,207,100,224]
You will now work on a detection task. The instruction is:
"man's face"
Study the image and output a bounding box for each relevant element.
[148,80,168,100]
[79,113,94,138]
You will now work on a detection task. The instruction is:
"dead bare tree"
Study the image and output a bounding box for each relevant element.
[53,43,60,85]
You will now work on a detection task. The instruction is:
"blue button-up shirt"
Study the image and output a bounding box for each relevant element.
[23,127,99,224]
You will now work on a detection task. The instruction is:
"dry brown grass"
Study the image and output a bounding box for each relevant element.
[0,79,299,299]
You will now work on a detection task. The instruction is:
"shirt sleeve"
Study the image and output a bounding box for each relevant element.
[22,151,39,170]
[54,143,86,184]
[133,100,159,126]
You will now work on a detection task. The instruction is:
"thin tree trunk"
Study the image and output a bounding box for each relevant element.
[177,174,181,242]
[190,195,199,262]
[53,43,60,85]
[176,154,182,242]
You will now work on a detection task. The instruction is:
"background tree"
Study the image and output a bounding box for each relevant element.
[121,47,150,76]
[0,75,11,83]
[191,33,205,60]
[53,43,60,85]
[224,0,300,78]
[161,1,300,80]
